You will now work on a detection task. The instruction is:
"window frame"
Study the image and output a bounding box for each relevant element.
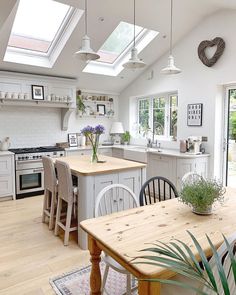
[137,92,178,140]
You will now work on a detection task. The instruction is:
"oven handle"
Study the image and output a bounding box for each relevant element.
[16,160,43,165]
[33,168,44,173]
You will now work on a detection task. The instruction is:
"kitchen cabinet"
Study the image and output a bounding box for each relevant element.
[0,153,15,199]
[147,152,209,192]
[112,147,124,159]
[65,149,91,157]
[176,157,208,190]
[98,148,112,157]
[147,154,177,185]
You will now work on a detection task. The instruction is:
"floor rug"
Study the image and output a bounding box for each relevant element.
[50,262,137,295]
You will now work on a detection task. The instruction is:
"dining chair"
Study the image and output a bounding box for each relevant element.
[42,156,57,230]
[162,233,236,295]
[95,184,139,295]
[181,171,204,188]
[54,160,78,246]
[139,176,178,206]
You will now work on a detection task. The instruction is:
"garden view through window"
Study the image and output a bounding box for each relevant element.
[138,93,178,140]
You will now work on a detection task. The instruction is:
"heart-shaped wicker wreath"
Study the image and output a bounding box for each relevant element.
[198,37,225,67]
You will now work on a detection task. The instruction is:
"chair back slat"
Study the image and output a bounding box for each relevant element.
[139,176,178,206]
[95,184,139,217]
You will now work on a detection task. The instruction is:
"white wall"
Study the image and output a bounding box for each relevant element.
[119,9,236,178]
[0,99,118,148]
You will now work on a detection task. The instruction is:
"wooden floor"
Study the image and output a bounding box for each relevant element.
[0,195,90,295]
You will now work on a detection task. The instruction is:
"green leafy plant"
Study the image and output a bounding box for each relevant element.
[76,90,85,114]
[180,179,225,214]
[121,131,131,144]
[136,231,236,295]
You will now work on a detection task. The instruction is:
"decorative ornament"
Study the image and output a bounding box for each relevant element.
[198,37,225,67]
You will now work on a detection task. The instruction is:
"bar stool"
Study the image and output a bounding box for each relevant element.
[54,160,78,246]
[42,156,57,230]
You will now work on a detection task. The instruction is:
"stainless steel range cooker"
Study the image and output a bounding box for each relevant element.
[9,146,65,199]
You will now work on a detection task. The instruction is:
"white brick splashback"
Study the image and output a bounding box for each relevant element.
[0,104,118,148]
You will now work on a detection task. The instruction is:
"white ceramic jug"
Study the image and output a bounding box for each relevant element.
[0,137,10,151]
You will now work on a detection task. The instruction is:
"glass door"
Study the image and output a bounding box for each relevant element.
[224,88,236,187]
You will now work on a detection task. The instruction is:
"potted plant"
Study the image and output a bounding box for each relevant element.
[76,90,86,116]
[180,178,225,215]
[121,131,131,145]
[137,231,236,294]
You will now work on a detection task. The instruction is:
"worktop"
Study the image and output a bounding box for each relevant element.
[0,151,14,156]
[56,155,146,176]
[65,144,210,158]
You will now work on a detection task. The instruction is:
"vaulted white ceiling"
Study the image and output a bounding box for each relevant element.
[0,0,236,94]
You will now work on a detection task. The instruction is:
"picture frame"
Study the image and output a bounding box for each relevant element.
[68,133,78,147]
[31,85,44,100]
[97,104,106,115]
[187,103,203,126]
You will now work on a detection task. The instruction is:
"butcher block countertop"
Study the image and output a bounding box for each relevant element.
[55,155,146,176]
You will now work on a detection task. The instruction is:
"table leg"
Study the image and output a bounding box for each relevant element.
[138,280,161,295]
[88,235,102,295]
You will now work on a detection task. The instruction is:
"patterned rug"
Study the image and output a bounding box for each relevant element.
[50,262,137,295]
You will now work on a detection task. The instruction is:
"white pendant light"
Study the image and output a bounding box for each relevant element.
[161,0,181,74]
[74,0,100,61]
[123,0,146,69]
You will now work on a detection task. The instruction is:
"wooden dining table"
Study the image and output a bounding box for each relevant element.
[80,187,236,295]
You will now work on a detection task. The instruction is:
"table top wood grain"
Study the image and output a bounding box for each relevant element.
[54,155,146,176]
[81,188,236,279]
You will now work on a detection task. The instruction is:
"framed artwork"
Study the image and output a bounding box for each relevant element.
[31,85,44,100]
[97,104,106,115]
[68,133,78,147]
[187,103,203,126]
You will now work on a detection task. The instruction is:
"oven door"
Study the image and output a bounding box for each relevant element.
[16,168,44,195]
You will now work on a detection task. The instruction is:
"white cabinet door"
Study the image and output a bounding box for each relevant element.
[0,156,12,175]
[0,155,14,199]
[118,170,141,198]
[98,148,112,156]
[176,157,209,190]
[195,157,208,178]
[0,176,13,197]
[94,173,119,201]
[112,148,124,159]
[147,154,177,185]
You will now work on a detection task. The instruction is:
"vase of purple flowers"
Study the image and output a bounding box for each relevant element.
[81,125,105,163]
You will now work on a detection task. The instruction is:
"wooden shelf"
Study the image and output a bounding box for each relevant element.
[0,98,73,109]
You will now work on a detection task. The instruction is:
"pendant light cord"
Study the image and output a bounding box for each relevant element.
[170,0,173,55]
[133,0,136,48]
[85,0,88,35]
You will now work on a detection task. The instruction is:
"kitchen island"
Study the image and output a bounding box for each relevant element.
[56,155,146,249]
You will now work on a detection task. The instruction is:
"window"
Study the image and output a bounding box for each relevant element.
[138,93,178,140]
[83,22,159,76]
[97,21,144,64]
[8,0,70,53]
[4,0,82,68]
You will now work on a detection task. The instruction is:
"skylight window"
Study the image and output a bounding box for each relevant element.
[8,0,70,53]
[97,22,144,64]
[4,0,83,68]
[83,22,159,77]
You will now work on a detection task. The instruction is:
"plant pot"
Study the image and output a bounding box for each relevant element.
[192,205,212,215]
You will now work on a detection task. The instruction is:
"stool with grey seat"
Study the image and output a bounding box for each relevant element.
[139,176,178,206]
[42,156,57,230]
[54,160,78,246]
[95,184,139,295]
